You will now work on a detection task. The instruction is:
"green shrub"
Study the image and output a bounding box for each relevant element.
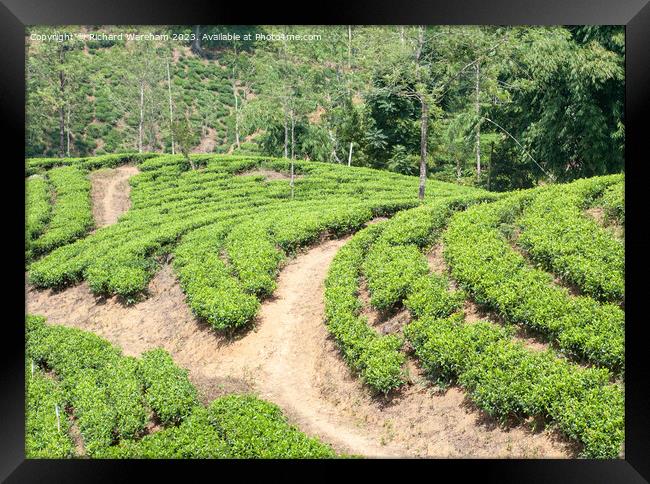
[96,407,229,458]
[225,220,284,297]
[26,176,52,256]
[404,273,465,320]
[324,225,407,394]
[443,192,624,372]
[30,166,93,256]
[25,364,74,458]
[516,177,624,301]
[26,319,121,378]
[138,349,199,425]
[600,181,624,225]
[405,315,623,458]
[207,395,336,458]
[363,243,429,310]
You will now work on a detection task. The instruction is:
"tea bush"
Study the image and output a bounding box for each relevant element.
[26,316,338,458]
[516,176,624,301]
[138,349,199,425]
[25,363,74,458]
[443,191,624,372]
[30,166,93,256]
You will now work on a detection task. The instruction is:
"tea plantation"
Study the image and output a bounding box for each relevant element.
[25,153,624,458]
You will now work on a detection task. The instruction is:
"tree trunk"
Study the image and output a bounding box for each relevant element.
[488,141,494,191]
[475,61,481,182]
[327,129,342,163]
[233,80,240,149]
[415,26,424,61]
[456,157,461,180]
[58,48,65,158]
[166,60,175,154]
[138,81,144,154]
[290,110,295,160]
[66,106,71,157]
[348,142,353,167]
[418,99,428,201]
[191,26,202,56]
[283,114,289,159]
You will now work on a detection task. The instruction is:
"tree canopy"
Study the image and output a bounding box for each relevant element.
[25,25,624,190]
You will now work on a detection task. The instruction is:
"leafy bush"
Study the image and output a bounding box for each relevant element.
[600,181,624,225]
[516,177,624,301]
[138,349,199,425]
[96,406,229,458]
[443,191,624,372]
[26,317,121,378]
[207,395,336,458]
[26,318,148,453]
[25,152,159,176]
[552,383,624,458]
[30,166,93,256]
[404,273,465,320]
[27,316,336,458]
[174,223,260,330]
[26,176,53,261]
[363,243,429,310]
[26,364,74,458]
[26,175,52,247]
[324,225,407,394]
[405,316,624,458]
[225,220,284,297]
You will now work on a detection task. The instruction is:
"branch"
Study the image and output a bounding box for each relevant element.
[482,116,554,180]
[327,129,343,163]
[439,35,510,97]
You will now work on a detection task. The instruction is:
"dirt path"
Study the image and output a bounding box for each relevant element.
[89,165,139,228]
[26,236,575,458]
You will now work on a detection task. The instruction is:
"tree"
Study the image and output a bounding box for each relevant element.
[172,109,196,169]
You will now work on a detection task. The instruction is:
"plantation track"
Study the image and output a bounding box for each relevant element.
[89,165,139,228]
[26,238,575,458]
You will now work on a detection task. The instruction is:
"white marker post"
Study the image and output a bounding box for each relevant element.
[55,405,61,432]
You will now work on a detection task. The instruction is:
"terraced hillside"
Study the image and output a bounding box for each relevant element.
[25,153,624,459]
[325,174,624,457]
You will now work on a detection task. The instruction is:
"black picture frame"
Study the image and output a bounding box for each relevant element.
[2,1,648,481]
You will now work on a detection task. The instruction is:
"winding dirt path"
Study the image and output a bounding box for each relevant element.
[26,240,575,457]
[25,171,575,457]
[89,165,139,228]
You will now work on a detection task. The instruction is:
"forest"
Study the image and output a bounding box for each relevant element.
[25,25,624,191]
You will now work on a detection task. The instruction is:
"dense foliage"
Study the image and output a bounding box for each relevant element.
[28,153,480,315]
[26,315,336,458]
[323,177,624,457]
[24,149,624,459]
[516,175,624,301]
[26,25,624,190]
[443,182,624,372]
[27,166,93,259]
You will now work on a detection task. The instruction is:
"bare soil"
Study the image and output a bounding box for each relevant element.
[585,206,624,241]
[358,279,410,335]
[67,412,86,457]
[89,165,139,228]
